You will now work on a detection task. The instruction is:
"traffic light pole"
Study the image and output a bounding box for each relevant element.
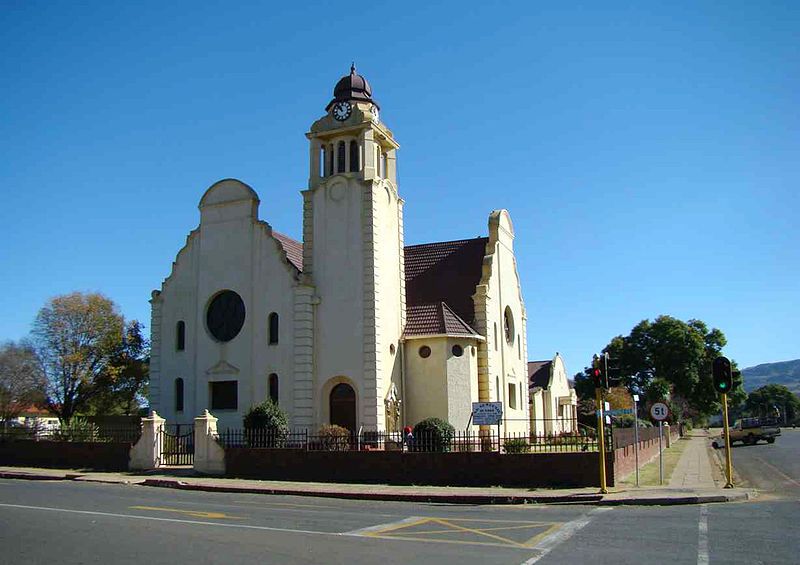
[596,387,608,494]
[721,392,734,488]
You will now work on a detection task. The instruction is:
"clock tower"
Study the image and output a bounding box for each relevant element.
[294,66,405,432]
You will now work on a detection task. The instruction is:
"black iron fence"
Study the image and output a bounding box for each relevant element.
[218,427,610,453]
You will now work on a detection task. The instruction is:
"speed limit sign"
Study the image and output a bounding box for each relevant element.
[650,402,669,421]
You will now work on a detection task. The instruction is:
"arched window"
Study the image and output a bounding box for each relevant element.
[349,140,359,172]
[493,323,498,351]
[176,321,185,351]
[268,312,279,344]
[330,383,356,431]
[504,307,514,345]
[319,145,326,177]
[337,141,346,173]
[380,152,387,177]
[375,146,381,177]
[268,373,279,404]
[175,378,184,412]
[496,376,501,402]
[327,144,334,176]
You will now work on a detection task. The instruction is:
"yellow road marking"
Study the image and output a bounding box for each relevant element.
[363,516,562,549]
[130,506,243,520]
[364,517,430,535]
[393,523,554,536]
[432,518,528,548]
[522,523,563,547]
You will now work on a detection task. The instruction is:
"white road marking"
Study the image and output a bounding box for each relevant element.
[697,505,709,565]
[0,502,341,537]
[520,507,613,564]
[344,516,425,536]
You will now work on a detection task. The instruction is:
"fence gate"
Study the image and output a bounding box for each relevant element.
[161,424,194,465]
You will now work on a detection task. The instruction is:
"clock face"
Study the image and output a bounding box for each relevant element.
[206,290,246,342]
[370,105,379,121]
[332,101,352,121]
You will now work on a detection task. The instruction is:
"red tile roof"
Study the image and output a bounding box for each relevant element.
[529,361,552,390]
[270,234,489,339]
[404,237,488,327]
[273,231,303,272]
[405,302,479,337]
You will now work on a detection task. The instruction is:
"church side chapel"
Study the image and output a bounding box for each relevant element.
[148,67,530,435]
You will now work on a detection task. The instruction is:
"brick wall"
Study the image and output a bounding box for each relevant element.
[613,426,680,482]
[226,449,615,488]
[0,440,132,471]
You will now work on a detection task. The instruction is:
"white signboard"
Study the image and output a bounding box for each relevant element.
[472,402,503,425]
[650,402,669,421]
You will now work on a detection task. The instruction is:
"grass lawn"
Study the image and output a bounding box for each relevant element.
[619,436,691,487]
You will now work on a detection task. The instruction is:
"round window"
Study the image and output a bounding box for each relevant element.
[206,290,246,342]
[452,344,463,357]
[419,345,431,358]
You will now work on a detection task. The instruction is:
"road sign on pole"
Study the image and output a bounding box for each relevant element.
[650,402,669,421]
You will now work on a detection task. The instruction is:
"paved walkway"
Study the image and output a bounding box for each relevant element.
[0,429,751,506]
[669,431,716,488]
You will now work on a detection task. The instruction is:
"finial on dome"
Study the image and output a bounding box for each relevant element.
[351,62,356,74]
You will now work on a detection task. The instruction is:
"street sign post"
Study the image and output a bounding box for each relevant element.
[650,402,669,485]
[632,394,640,487]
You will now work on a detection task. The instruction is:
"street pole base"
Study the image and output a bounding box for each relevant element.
[599,488,608,494]
[724,482,734,489]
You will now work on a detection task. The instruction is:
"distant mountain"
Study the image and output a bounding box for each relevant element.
[741,359,800,395]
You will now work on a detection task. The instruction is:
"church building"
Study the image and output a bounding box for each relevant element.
[148,67,530,435]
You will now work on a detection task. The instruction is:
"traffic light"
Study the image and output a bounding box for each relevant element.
[591,355,603,389]
[712,356,733,394]
[606,359,621,386]
[591,354,608,389]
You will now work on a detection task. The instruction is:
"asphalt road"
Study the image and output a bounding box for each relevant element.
[1,480,798,564]
[728,427,800,499]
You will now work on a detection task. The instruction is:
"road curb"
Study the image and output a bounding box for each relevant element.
[138,478,604,505]
[2,470,753,506]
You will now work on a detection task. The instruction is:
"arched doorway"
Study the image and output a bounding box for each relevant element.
[329,383,356,431]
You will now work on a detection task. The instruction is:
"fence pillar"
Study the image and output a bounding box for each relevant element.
[194,410,226,475]
[129,411,165,470]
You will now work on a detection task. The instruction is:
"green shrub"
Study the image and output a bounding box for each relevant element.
[243,400,289,447]
[317,424,350,451]
[55,417,100,442]
[503,438,530,454]
[412,418,455,452]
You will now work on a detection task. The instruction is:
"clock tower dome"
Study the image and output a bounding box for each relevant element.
[294,67,405,432]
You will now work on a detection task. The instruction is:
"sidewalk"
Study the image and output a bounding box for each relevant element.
[0,431,752,506]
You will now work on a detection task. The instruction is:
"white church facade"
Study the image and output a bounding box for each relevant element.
[148,67,530,435]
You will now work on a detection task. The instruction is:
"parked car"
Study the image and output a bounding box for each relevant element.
[712,417,781,448]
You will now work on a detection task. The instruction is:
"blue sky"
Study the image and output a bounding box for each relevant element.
[1,1,798,373]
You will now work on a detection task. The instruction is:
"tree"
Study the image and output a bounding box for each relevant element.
[745,384,800,424]
[31,292,129,424]
[85,320,149,416]
[596,315,745,421]
[0,340,45,425]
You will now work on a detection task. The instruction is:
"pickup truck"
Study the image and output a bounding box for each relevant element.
[712,417,781,448]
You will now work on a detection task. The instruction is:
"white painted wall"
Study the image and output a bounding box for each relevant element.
[152,180,298,431]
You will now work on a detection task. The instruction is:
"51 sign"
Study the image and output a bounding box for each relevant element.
[650,402,670,421]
